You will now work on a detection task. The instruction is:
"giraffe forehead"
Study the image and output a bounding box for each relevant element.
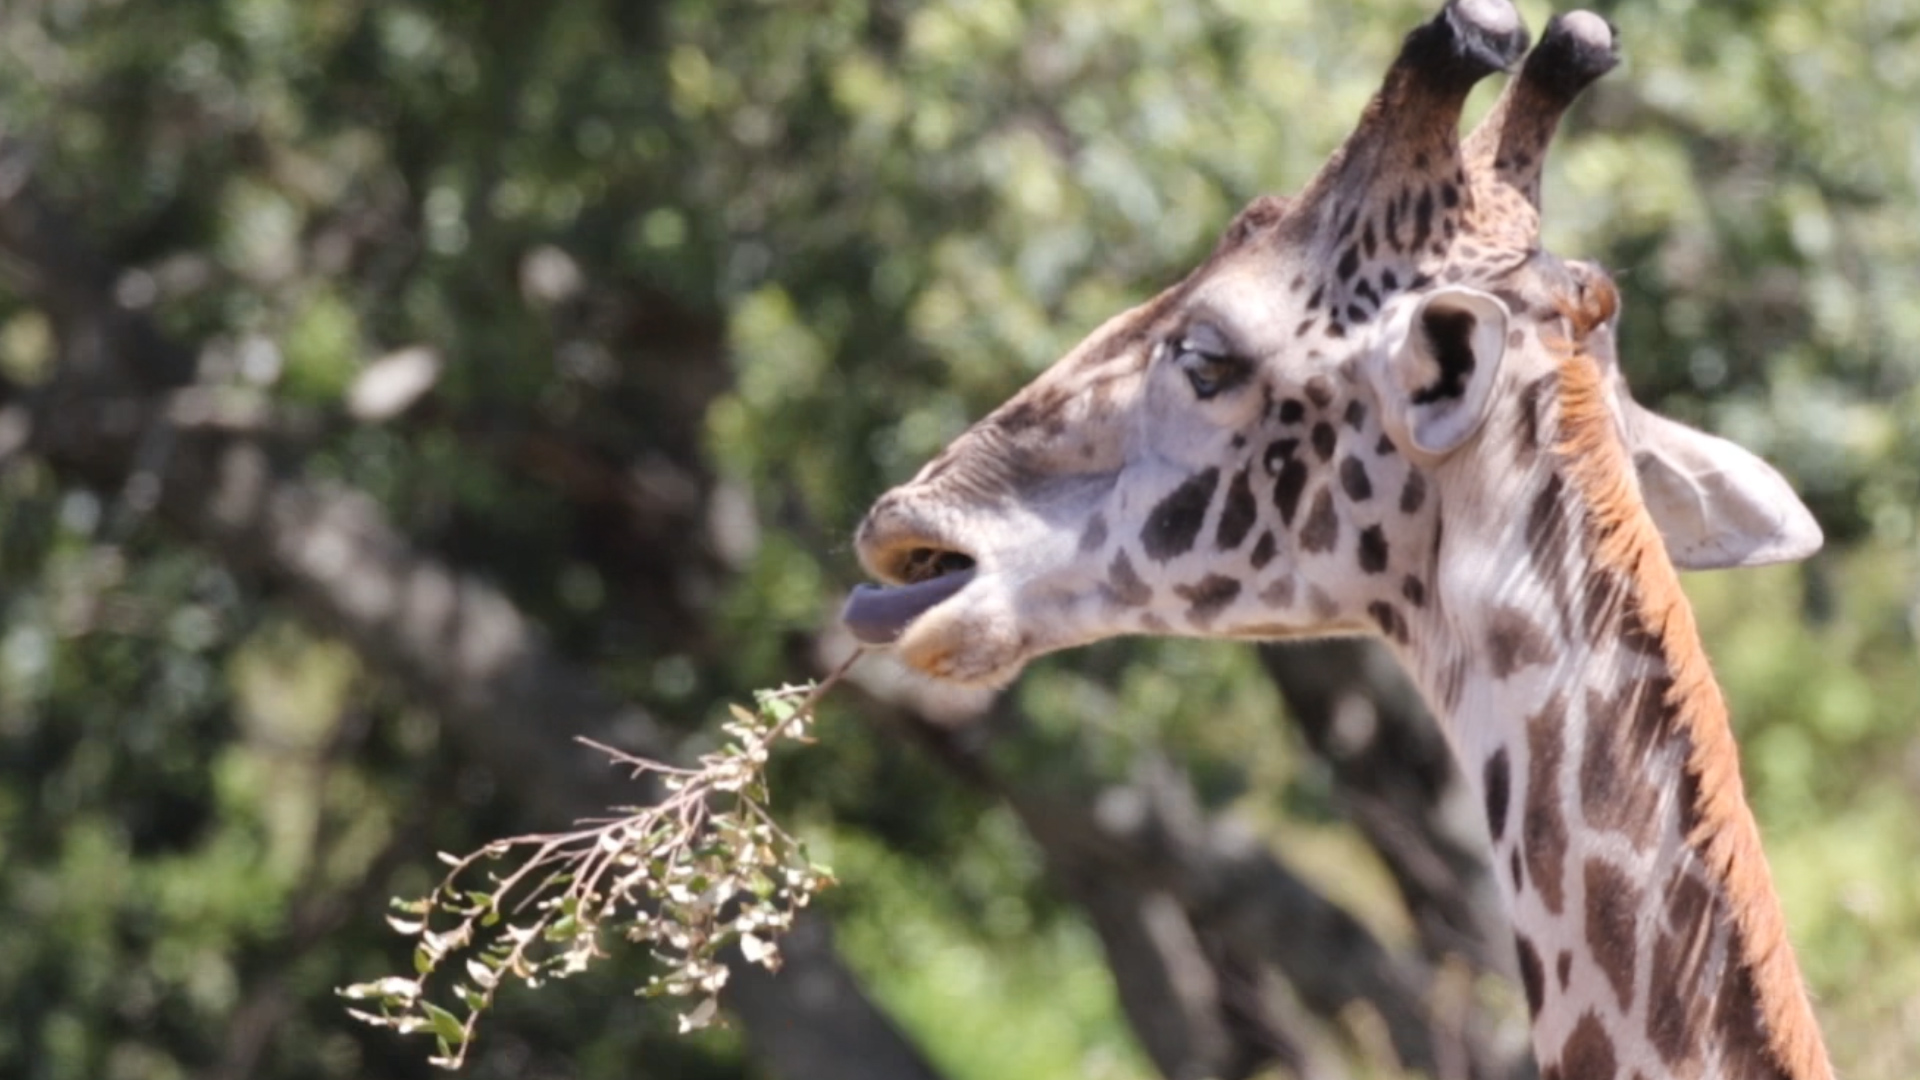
[1182,257,1322,347]
[1171,252,1401,384]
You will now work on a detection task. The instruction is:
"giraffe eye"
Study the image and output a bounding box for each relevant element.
[1173,323,1250,400]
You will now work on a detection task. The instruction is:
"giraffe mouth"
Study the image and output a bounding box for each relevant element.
[841,548,978,645]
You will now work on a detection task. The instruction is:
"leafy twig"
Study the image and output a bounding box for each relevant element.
[339,651,863,1068]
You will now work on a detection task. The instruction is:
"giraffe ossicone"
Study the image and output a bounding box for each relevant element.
[847,2,1833,1077]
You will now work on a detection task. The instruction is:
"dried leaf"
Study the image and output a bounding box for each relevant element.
[677,996,719,1034]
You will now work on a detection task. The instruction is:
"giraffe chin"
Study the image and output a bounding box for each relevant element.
[889,595,1031,689]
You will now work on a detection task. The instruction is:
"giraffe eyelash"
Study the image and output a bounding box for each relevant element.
[1171,322,1253,400]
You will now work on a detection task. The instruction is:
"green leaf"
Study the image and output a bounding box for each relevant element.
[423,1002,466,1046]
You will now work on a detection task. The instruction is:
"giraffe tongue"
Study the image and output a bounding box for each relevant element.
[841,569,977,645]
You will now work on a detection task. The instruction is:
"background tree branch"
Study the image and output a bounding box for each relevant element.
[1258,641,1516,981]
[856,681,1530,1080]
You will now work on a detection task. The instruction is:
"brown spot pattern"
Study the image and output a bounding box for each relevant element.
[1525,693,1570,915]
[1580,567,1626,639]
[1580,686,1664,848]
[1713,959,1776,1075]
[1483,747,1511,843]
[1488,606,1554,677]
[1557,1013,1617,1080]
[1103,550,1152,607]
[1664,872,1711,935]
[1524,475,1588,642]
[1260,577,1297,608]
[1618,604,1666,657]
[1647,926,1710,1073]
[1308,586,1338,619]
[1516,934,1546,1017]
[1216,466,1258,550]
[1400,470,1428,514]
[1249,530,1277,571]
[1299,489,1340,553]
[1311,421,1337,462]
[1517,371,1556,458]
[1368,600,1410,645]
[1584,859,1641,1012]
[1527,474,1573,573]
[1079,512,1109,554]
[1358,525,1390,573]
[1274,458,1310,527]
[1175,574,1243,628]
[1142,468,1220,562]
[1339,456,1374,501]
[1613,672,1679,764]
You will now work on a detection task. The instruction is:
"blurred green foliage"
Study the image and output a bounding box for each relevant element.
[1,0,1916,1078]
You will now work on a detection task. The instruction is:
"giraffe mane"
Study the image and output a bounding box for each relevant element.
[1551,280,1831,1080]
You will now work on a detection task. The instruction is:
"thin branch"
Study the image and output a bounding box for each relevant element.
[341,677,849,1068]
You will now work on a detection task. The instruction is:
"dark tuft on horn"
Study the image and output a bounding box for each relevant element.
[1458,10,1619,244]
[1290,0,1530,243]
[1403,0,1532,92]
[1524,12,1620,103]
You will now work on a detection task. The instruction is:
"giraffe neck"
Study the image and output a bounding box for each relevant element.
[1404,356,1833,1080]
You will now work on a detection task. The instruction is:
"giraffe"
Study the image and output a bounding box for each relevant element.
[841,2,1836,1077]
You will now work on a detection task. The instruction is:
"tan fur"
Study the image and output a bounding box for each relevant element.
[1553,282,1832,1080]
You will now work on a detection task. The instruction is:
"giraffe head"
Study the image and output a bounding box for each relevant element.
[846,0,1820,687]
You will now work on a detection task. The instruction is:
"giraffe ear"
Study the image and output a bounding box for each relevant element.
[1626,403,1824,569]
[1370,286,1511,457]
